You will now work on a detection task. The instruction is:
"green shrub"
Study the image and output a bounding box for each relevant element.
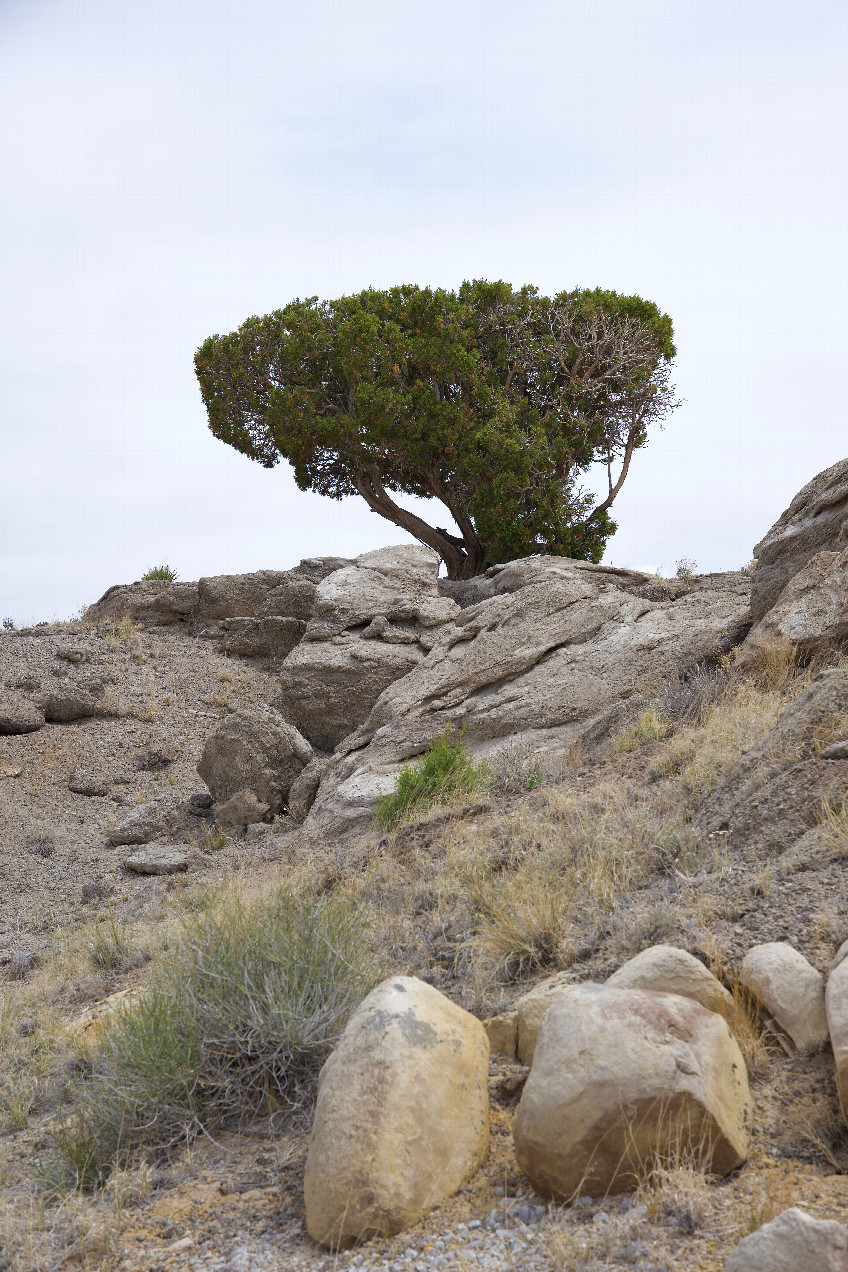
[374,729,490,831]
[37,887,377,1194]
[140,563,178,582]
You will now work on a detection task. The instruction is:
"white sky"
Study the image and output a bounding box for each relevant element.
[2,0,846,623]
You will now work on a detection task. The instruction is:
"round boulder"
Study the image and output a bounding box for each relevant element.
[304,975,489,1249]
[607,944,732,1013]
[197,706,312,814]
[513,984,750,1200]
[740,942,828,1054]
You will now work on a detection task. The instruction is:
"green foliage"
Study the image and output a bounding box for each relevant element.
[195,281,678,578]
[141,563,178,582]
[375,729,491,830]
[38,887,377,1194]
[675,557,697,579]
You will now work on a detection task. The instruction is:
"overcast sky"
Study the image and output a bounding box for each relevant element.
[2,0,846,623]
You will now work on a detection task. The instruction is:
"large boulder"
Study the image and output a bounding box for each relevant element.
[0,689,45,734]
[739,943,828,1054]
[512,984,750,1199]
[743,547,848,664]
[303,976,489,1249]
[725,1207,848,1272]
[107,798,194,846]
[825,944,848,1124]
[275,546,458,750]
[751,458,848,623]
[197,707,312,814]
[607,944,733,1013]
[301,558,752,841]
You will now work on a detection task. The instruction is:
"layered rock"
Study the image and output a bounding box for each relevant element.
[751,458,848,622]
[303,976,489,1249]
[301,558,752,842]
[512,984,751,1199]
[275,546,459,750]
[197,706,312,815]
[744,546,848,664]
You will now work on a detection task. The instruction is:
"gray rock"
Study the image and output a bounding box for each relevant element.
[39,676,109,722]
[725,1206,848,1271]
[107,798,190,846]
[212,788,271,827]
[124,845,189,875]
[195,570,290,621]
[221,616,306,659]
[752,457,848,622]
[285,756,328,821]
[0,689,45,734]
[197,706,312,813]
[826,952,848,1125]
[302,557,752,842]
[743,546,848,663]
[85,579,200,626]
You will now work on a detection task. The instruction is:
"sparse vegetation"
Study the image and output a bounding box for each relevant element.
[613,705,672,752]
[375,729,491,830]
[675,557,698,578]
[140,564,178,582]
[39,885,378,1194]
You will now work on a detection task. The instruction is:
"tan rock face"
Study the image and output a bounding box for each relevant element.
[304,976,489,1250]
[825,956,848,1125]
[515,972,576,1066]
[513,985,751,1200]
[607,944,732,1013]
[743,547,848,664]
[740,942,828,1054]
[725,1206,848,1272]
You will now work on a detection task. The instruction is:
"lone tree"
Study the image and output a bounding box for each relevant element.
[195,280,678,579]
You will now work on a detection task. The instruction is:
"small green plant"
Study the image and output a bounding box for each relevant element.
[613,706,671,752]
[140,564,178,582]
[675,557,698,579]
[39,886,377,1194]
[374,729,490,830]
[2,616,15,630]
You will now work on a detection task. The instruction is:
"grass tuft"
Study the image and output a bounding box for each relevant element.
[140,564,178,582]
[375,729,490,831]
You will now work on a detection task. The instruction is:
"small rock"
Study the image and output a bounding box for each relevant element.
[107,798,189,846]
[0,765,23,779]
[124,846,189,875]
[725,1206,848,1271]
[607,944,732,1012]
[484,1011,518,1059]
[213,787,271,827]
[135,747,175,772]
[740,942,828,1053]
[0,689,45,735]
[69,771,110,797]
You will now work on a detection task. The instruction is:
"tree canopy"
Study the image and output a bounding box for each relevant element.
[194,280,678,579]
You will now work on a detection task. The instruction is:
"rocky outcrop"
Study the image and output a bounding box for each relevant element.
[725,1206,848,1272]
[607,944,732,1013]
[84,557,352,633]
[512,984,751,1199]
[0,689,45,734]
[301,558,752,842]
[740,942,828,1054]
[744,546,848,664]
[197,706,312,814]
[751,458,848,622]
[699,670,848,852]
[303,976,489,1249]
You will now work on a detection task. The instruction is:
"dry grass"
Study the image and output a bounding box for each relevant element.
[818,791,848,854]
[744,631,799,691]
[613,705,671,752]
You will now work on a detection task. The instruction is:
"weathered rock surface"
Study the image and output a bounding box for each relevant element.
[212,788,271,827]
[744,547,848,664]
[285,756,328,821]
[68,771,110,797]
[513,984,750,1199]
[197,706,312,813]
[275,546,457,750]
[515,972,575,1066]
[220,616,306,659]
[751,457,848,623]
[84,556,352,632]
[740,943,828,1053]
[0,689,45,734]
[303,976,489,1249]
[607,944,733,1012]
[725,1206,848,1272]
[107,798,192,846]
[123,845,190,874]
[825,951,848,1123]
[302,558,752,842]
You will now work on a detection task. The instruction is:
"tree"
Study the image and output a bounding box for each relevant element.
[194,280,678,579]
